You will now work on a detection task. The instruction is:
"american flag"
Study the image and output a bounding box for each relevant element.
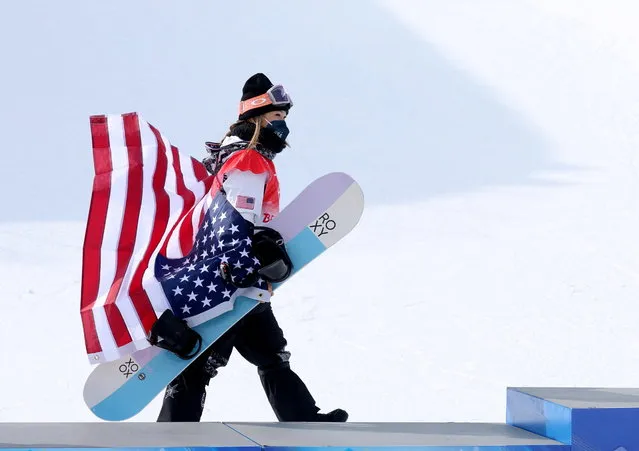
[236,195,255,210]
[155,190,269,324]
[81,112,269,364]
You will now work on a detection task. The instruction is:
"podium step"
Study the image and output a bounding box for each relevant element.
[225,421,567,450]
[0,422,256,449]
[0,421,567,450]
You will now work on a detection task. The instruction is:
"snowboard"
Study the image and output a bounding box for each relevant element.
[83,171,364,421]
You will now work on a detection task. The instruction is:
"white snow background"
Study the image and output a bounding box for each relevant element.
[1,0,639,423]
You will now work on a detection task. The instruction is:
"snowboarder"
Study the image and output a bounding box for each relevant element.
[156,73,349,423]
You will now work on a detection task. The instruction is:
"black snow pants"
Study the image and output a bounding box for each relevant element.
[156,302,321,422]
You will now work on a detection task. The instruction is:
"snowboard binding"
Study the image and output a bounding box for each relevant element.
[148,310,203,359]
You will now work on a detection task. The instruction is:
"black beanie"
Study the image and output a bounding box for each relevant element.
[238,73,292,121]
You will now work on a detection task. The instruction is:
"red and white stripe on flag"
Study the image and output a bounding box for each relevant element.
[81,112,217,364]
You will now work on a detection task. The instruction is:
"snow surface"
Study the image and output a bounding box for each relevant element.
[1,0,639,423]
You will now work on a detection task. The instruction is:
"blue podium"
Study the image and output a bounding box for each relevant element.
[507,387,639,451]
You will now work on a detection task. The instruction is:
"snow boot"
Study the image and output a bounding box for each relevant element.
[315,408,348,422]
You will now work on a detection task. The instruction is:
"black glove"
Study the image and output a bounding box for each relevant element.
[220,226,293,288]
[252,226,293,283]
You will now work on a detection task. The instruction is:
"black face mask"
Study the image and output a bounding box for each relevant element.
[225,121,287,157]
[265,120,290,141]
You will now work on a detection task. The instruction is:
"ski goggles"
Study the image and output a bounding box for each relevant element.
[239,85,293,116]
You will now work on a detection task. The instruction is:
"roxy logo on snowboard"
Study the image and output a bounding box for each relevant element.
[119,358,139,378]
[311,212,337,237]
